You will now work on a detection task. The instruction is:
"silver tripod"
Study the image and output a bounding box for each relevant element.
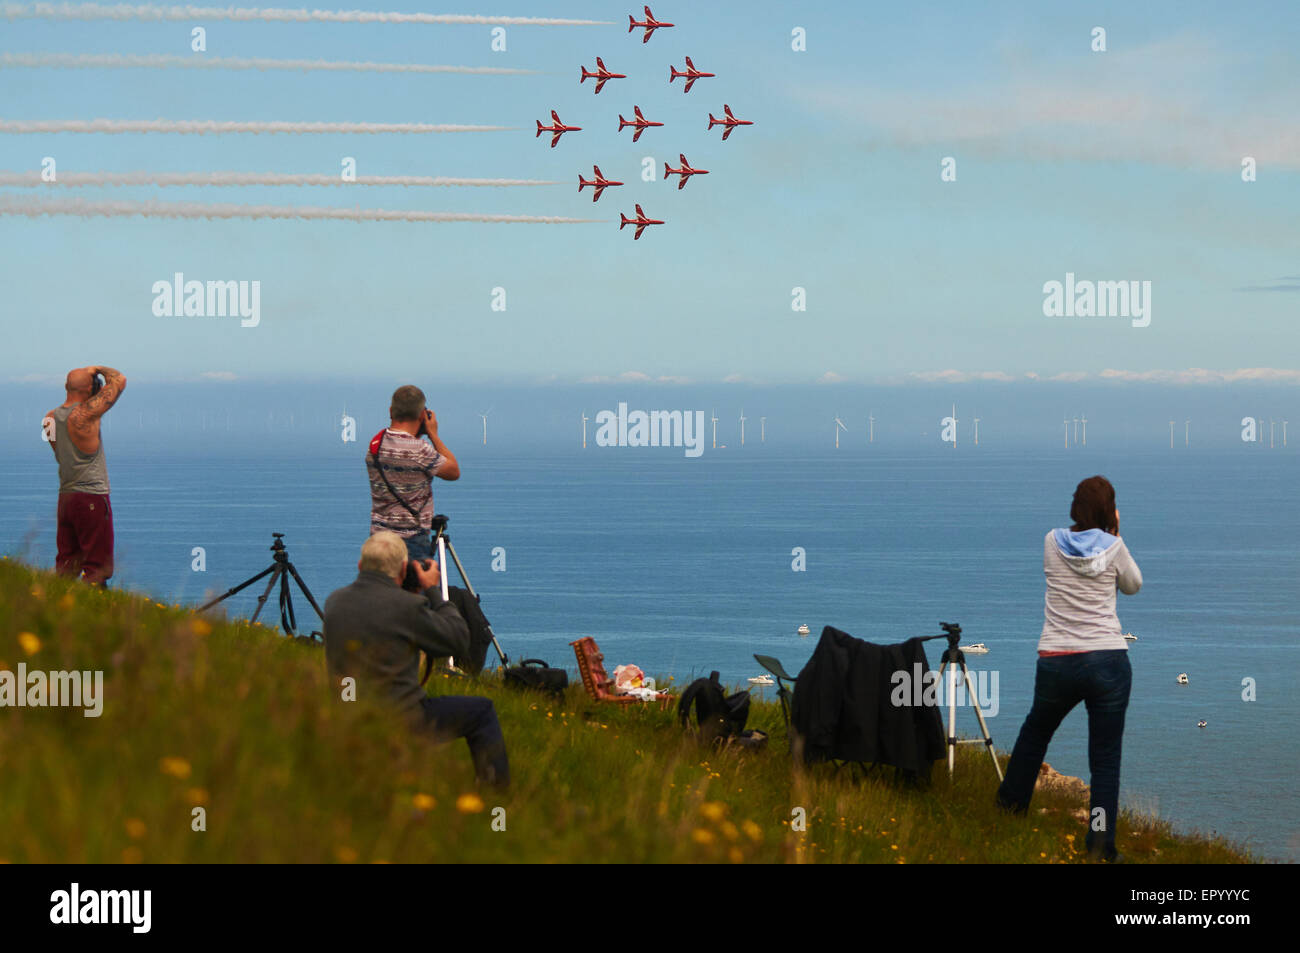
[924,623,1003,781]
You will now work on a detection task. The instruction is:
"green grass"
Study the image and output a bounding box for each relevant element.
[0,558,1253,863]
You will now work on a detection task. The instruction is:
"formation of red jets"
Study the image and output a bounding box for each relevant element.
[533,8,753,239]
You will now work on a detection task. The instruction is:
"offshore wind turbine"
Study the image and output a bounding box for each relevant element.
[711,408,718,449]
[760,416,766,443]
[1270,418,1275,449]
[973,413,980,446]
[868,412,875,444]
[1081,414,1087,446]
[1169,420,1175,449]
[479,408,491,446]
[1064,415,1070,448]
[833,415,847,449]
[1185,419,1190,448]
[1073,416,1079,445]
[1284,420,1288,447]
[739,408,746,447]
[581,411,589,448]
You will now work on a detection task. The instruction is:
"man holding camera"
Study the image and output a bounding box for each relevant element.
[324,531,510,788]
[44,365,127,586]
[367,385,460,563]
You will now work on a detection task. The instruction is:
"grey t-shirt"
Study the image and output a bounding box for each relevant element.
[51,404,110,494]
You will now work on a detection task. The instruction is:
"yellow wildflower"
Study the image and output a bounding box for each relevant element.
[699,801,726,823]
[159,757,192,779]
[456,793,485,814]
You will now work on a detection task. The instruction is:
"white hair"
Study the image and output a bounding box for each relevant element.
[360,531,408,578]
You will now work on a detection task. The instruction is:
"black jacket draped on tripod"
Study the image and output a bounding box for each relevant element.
[791,626,946,775]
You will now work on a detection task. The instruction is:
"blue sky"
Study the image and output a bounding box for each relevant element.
[1,0,1297,386]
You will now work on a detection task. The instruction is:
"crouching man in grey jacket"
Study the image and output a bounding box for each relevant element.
[324,531,510,788]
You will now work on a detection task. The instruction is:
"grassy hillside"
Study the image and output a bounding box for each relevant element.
[0,558,1252,863]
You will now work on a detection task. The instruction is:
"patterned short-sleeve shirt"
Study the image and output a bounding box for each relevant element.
[367,429,442,538]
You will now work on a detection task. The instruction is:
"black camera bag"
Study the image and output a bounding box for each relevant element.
[504,659,568,697]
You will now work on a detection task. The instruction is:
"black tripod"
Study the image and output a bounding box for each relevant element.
[197,533,324,640]
[431,514,509,667]
[921,622,1003,781]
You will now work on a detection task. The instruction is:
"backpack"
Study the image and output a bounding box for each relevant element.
[678,671,754,744]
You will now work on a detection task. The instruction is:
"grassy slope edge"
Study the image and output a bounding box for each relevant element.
[0,558,1253,864]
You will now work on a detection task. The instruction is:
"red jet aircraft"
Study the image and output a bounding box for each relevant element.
[536,110,581,148]
[618,105,663,142]
[619,204,664,240]
[669,56,715,94]
[578,165,623,202]
[628,6,673,43]
[664,153,709,189]
[708,103,753,141]
[580,57,626,94]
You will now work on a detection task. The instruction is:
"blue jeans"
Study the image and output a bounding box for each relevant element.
[996,649,1131,859]
[403,533,432,562]
[419,695,511,789]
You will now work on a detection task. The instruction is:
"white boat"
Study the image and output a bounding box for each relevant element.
[961,643,989,654]
[796,624,811,636]
[748,675,774,686]
[1123,632,1138,641]
[1177,673,1189,685]
[1197,720,1207,728]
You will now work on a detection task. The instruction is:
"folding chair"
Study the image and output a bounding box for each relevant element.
[753,654,798,730]
[570,637,672,707]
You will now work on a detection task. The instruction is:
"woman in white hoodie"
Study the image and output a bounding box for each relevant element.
[996,475,1142,863]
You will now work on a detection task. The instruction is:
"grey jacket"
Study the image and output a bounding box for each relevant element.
[323,570,470,717]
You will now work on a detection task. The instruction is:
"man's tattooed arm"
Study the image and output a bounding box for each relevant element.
[69,366,127,439]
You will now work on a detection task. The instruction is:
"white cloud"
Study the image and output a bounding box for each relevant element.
[908,369,1015,383]
[1098,367,1300,384]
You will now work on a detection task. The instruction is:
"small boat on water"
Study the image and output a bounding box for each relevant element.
[1177,673,1189,685]
[1124,632,1137,641]
[748,675,774,686]
[796,624,811,636]
[961,643,989,654]
[1197,720,1208,728]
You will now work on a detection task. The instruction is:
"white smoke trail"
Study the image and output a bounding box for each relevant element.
[0,119,512,134]
[0,3,613,25]
[0,52,538,75]
[0,195,602,224]
[0,171,560,187]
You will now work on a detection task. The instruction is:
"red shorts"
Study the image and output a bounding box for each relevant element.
[56,492,114,585]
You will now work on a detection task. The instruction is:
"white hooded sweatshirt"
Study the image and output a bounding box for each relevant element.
[1040,528,1142,653]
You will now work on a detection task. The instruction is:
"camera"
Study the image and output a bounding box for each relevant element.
[403,554,433,592]
[90,373,105,397]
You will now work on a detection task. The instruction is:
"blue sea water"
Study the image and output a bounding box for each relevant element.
[3,443,1297,861]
